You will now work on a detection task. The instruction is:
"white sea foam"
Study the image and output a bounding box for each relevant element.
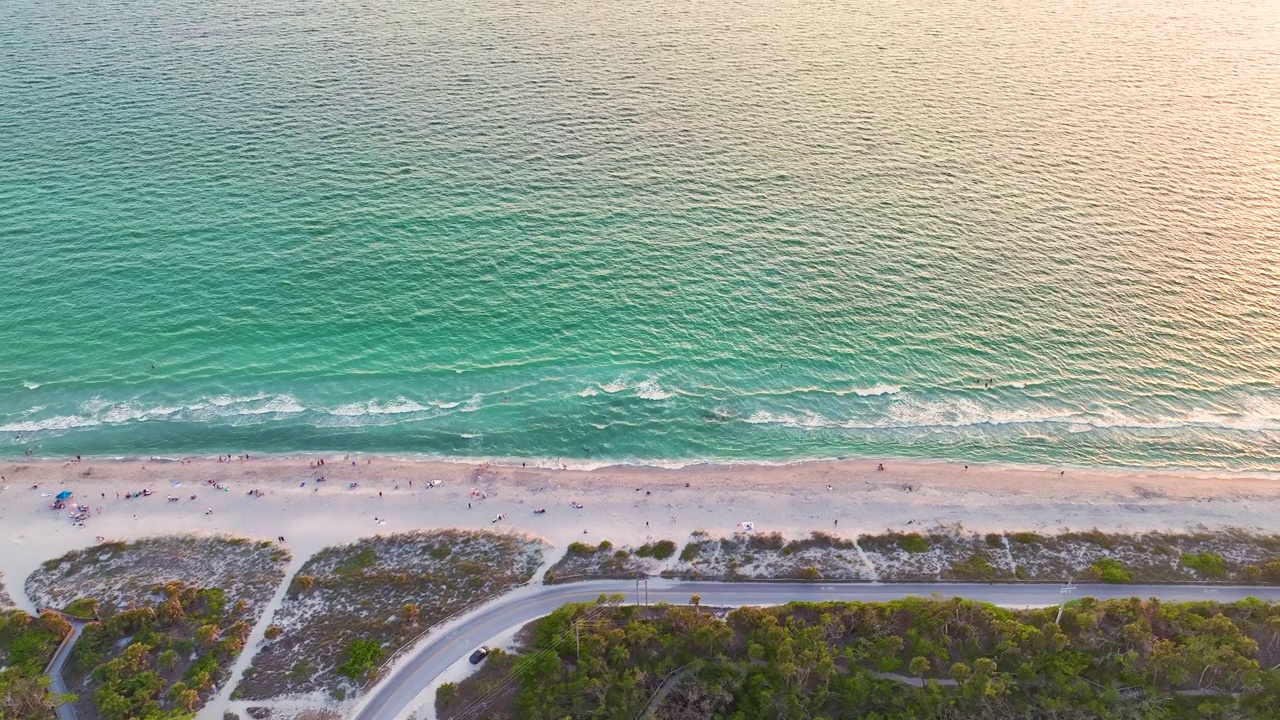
[737,384,901,398]
[0,415,101,433]
[578,387,599,397]
[599,378,628,394]
[838,384,903,397]
[743,394,1280,433]
[234,394,307,415]
[331,398,428,417]
[22,381,40,390]
[8,386,1278,447]
[206,393,273,408]
[634,380,675,400]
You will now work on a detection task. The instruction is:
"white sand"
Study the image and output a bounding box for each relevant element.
[3,455,1278,611]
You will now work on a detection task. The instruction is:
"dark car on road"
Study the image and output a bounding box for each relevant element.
[469,646,490,664]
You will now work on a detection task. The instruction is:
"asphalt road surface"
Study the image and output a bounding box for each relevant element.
[352,580,1280,720]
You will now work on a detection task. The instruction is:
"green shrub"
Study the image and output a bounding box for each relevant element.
[337,639,383,680]
[198,588,228,618]
[613,550,630,559]
[429,545,452,560]
[1010,532,1041,544]
[652,540,678,560]
[1085,558,1130,583]
[1071,530,1115,550]
[679,543,700,562]
[949,554,998,581]
[984,533,1003,548]
[157,649,179,671]
[748,533,786,552]
[1181,552,1227,579]
[809,531,854,550]
[597,540,613,552]
[65,597,100,618]
[436,682,460,709]
[899,534,929,554]
[1239,564,1261,583]
[287,660,313,681]
[567,542,597,556]
[337,547,378,576]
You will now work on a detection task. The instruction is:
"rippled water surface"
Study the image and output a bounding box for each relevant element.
[2,0,1278,469]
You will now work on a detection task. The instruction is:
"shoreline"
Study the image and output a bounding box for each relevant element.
[3,454,1280,613]
[4,450,1280,482]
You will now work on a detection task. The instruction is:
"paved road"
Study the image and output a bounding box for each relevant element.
[352,580,1280,720]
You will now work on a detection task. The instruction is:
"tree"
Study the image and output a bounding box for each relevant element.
[195,624,220,648]
[119,642,152,674]
[436,682,460,710]
[691,595,702,615]
[175,688,200,712]
[909,656,930,685]
[0,669,59,720]
[949,662,971,683]
[404,603,420,626]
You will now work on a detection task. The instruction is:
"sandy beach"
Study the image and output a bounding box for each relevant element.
[3,455,1279,611]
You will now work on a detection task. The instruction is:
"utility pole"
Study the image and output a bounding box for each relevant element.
[575,619,581,664]
[644,578,649,607]
[1056,579,1076,625]
[635,578,640,606]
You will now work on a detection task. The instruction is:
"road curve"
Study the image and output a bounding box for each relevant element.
[352,580,1280,720]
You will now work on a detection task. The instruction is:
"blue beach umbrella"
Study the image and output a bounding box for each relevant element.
[55,490,73,500]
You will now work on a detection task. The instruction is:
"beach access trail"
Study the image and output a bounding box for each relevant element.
[352,579,1280,720]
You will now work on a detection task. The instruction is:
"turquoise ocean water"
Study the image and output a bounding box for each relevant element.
[2,0,1278,470]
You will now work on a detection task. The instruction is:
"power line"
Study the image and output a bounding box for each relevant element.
[449,607,614,719]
